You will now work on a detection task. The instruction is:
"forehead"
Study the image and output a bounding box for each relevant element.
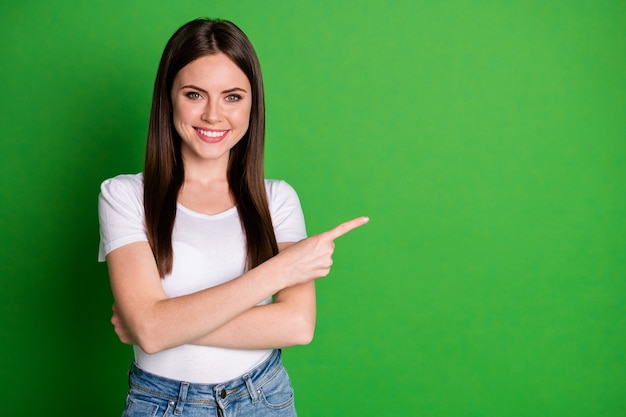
[174,52,251,89]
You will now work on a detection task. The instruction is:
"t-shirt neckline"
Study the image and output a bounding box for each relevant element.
[176,202,237,219]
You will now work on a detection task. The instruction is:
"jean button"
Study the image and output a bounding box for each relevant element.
[220,389,227,399]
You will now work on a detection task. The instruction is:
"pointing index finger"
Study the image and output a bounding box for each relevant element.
[324,216,370,240]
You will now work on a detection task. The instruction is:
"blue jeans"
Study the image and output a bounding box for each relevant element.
[122,349,297,417]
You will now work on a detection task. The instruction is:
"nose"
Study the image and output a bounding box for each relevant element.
[201,100,222,124]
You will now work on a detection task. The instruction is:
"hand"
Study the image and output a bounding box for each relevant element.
[275,216,369,286]
[111,303,135,345]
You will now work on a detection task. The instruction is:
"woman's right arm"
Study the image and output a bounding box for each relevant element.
[107,216,368,354]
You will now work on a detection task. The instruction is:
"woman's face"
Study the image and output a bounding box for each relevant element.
[171,52,252,169]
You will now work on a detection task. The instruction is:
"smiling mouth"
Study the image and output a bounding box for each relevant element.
[196,128,228,138]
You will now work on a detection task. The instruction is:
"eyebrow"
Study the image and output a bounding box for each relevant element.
[180,84,248,94]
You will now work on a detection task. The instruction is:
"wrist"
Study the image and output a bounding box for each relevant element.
[262,252,292,291]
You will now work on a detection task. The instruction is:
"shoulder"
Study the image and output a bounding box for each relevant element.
[264,179,303,213]
[264,179,307,239]
[264,179,301,205]
[264,179,298,197]
[100,173,144,197]
[99,173,144,210]
[98,173,147,260]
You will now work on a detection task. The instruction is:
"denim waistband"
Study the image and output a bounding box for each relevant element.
[128,349,282,408]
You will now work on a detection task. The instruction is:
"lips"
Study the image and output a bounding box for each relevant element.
[195,127,229,143]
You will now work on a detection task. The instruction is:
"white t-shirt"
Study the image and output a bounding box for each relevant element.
[98,173,307,383]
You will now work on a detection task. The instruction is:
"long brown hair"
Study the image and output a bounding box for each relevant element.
[144,18,278,277]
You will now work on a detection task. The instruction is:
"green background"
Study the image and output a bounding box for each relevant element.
[1,1,624,416]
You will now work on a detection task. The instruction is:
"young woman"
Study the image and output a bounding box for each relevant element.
[98,18,367,417]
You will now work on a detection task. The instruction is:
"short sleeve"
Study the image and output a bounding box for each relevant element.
[98,174,148,261]
[266,180,307,243]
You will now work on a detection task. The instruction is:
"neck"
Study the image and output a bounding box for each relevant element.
[182,155,230,187]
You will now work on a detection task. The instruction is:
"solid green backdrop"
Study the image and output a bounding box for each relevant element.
[1,1,624,416]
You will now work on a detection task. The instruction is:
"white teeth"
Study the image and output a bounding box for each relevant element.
[198,128,226,137]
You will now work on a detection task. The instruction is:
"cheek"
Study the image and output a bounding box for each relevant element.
[171,100,183,127]
[172,102,196,124]
[171,103,197,139]
[171,110,185,138]
[235,105,252,129]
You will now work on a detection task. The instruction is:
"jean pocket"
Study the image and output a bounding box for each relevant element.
[122,395,173,417]
[258,366,296,410]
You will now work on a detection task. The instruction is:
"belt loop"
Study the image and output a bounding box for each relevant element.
[127,362,135,388]
[243,373,259,403]
[174,382,189,415]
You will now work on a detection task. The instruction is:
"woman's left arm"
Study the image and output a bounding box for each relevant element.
[111,242,317,349]
[194,280,316,348]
